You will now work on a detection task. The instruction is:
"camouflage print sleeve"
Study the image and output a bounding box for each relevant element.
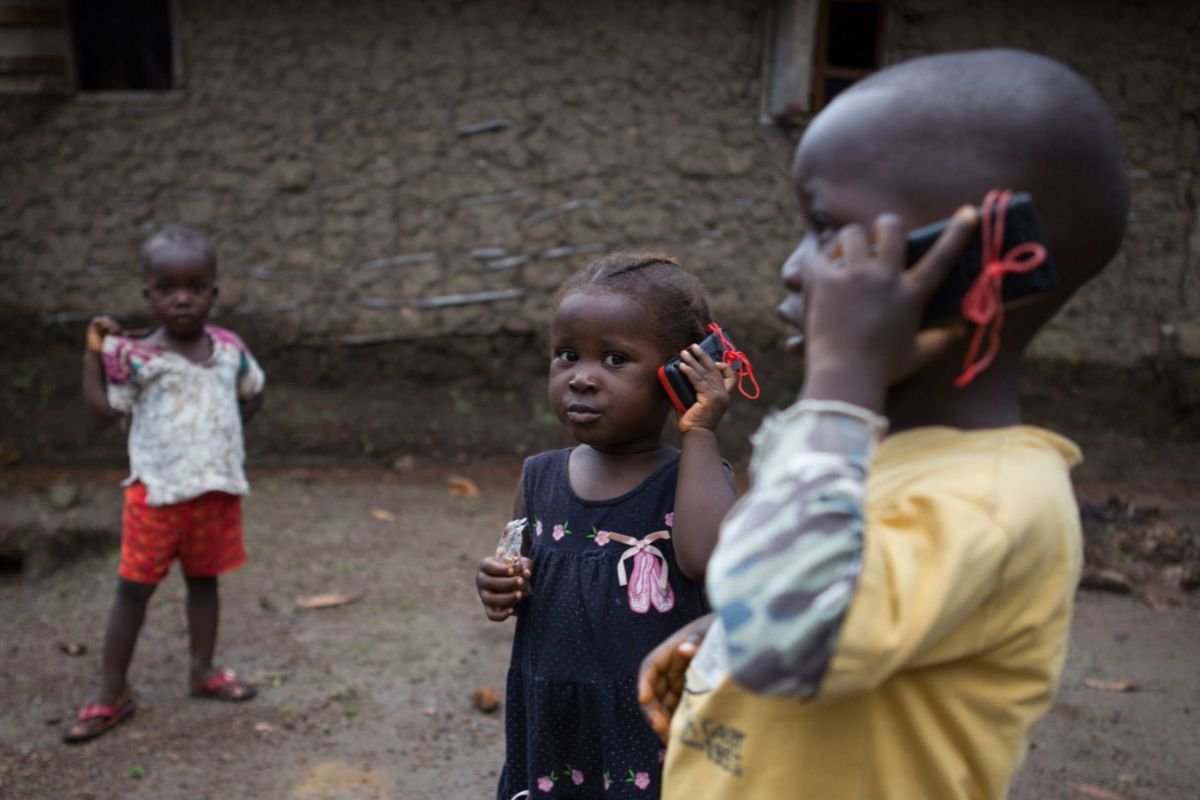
[706,399,886,697]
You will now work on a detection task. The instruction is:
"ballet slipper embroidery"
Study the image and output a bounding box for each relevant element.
[607,530,674,614]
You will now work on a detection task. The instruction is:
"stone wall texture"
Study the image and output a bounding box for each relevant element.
[1,0,1197,367]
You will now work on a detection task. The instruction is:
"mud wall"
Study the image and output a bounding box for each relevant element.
[0,0,1197,368]
[886,0,1200,365]
[0,0,795,360]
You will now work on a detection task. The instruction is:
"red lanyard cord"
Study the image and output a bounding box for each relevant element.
[708,322,761,400]
[954,190,1048,388]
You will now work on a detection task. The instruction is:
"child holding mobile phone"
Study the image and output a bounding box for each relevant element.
[642,49,1129,799]
[475,252,738,799]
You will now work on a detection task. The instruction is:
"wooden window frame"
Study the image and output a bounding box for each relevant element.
[811,0,887,111]
[0,0,184,97]
[67,0,185,99]
[760,0,887,125]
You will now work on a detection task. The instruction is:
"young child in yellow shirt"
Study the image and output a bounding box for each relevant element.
[640,48,1128,799]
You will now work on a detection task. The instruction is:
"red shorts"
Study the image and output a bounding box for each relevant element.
[119,482,247,584]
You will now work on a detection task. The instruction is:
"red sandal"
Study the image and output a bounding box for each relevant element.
[191,667,257,702]
[62,690,136,744]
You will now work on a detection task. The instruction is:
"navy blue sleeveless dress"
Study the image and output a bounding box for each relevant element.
[497,448,709,799]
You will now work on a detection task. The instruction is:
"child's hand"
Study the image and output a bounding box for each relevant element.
[783,208,977,409]
[676,344,736,434]
[638,614,713,744]
[85,316,121,354]
[475,555,532,622]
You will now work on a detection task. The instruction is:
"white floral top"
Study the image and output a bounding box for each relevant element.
[102,325,265,506]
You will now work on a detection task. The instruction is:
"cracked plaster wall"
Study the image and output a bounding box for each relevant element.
[0,0,1196,367]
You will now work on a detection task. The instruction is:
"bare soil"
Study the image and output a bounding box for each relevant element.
[1,335,1198,799]
[0,450,1197,800]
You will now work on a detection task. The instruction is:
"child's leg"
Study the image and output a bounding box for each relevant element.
[184,574,219,683]
[185,574,255,700]
[179,491,253,700]
[97,577,157,703]
[63,577,154,740]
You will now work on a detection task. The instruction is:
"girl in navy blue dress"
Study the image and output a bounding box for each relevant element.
[476,253,740,799]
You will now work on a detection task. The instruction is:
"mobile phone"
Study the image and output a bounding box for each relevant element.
[906,192,1057,328]
[657,325,747,414]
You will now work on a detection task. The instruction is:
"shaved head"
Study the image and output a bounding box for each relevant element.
[801,49,1128,290]
[140,225,216,277]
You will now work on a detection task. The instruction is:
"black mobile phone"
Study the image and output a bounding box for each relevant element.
[657,325,745,414]
[906,192,1057,328]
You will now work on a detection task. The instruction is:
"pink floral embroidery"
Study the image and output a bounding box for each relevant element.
[595,530,611,546]
[535,520,543,537]
[624,768,651,789]
[665,511,674,527]
[552,524,565,541]
[571,769,584,785]
[538,775,554,792]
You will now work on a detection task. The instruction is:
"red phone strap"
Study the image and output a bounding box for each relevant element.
[954,190,1048,388]
[709,322,761,400]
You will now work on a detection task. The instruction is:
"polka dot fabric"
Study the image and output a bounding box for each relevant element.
[498,449,708,799]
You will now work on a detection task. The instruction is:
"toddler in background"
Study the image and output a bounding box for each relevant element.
[65,225,265,743]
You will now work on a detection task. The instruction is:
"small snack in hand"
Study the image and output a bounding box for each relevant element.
[496,517,527,567]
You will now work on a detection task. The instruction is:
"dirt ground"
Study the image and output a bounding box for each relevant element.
[1,453,1197,800]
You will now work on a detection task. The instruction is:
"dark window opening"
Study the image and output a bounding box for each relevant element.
[0,552,24,576]
[826,2,880,69]
[813,0,885,110]
[68,0,173,91]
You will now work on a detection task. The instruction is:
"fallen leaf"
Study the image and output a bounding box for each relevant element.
[58,641,87,656]
[1079,566,1135,594]
[472,686,501,713]
[447,475,480,498]
[369,507,396,521]
[254,722,276,734]
[1069,783,1131,800]
[1084,678,1139,693]
[296,593,361,610]
[423,706,437,717]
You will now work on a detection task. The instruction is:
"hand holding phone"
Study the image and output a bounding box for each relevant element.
[906,192,1056,328]
[658,323,759,414]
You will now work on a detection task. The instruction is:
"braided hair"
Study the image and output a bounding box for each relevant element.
[555,251,712,355]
